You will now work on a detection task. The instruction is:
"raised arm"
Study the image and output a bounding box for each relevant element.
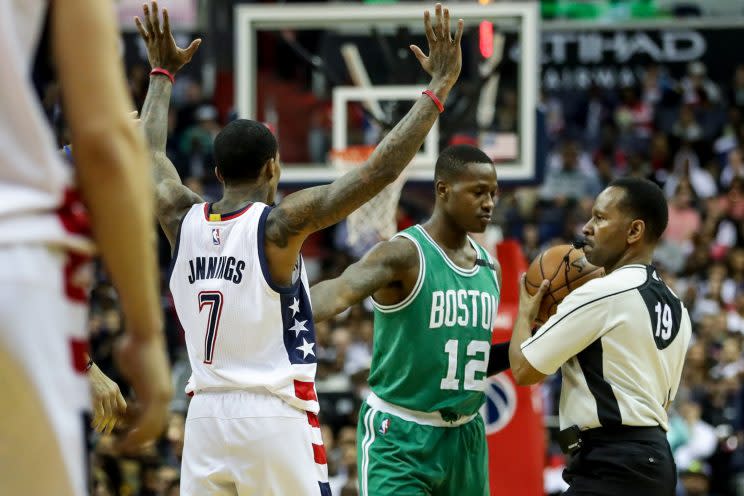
[136,1,202,248]
[311,237,418,322]
[52,0,170,449]
[265,4,463,271]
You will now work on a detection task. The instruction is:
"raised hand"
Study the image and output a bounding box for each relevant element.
[135,1,201,74]
[410,4,464,90]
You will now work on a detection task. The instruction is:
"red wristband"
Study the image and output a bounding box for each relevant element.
[422,89,444,113]
[150,67,175,84]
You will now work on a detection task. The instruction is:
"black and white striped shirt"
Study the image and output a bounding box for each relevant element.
[521,264,691,431]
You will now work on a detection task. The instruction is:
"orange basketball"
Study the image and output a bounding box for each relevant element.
[525,244,605,325]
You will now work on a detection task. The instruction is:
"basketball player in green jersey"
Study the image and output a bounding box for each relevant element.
[311,144,500,496]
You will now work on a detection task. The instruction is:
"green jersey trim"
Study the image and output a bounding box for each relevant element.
[415,225,480,277]
[371,232,426,313]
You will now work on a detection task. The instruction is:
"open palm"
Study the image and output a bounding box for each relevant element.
[135,1,201,74]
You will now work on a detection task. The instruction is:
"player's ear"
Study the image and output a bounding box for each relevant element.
[214,166,224,184]
[435,179,449,200]
[263,157,277,181]
[628,219,645,244]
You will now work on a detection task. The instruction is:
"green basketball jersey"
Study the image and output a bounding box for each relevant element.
[368,225,501,419]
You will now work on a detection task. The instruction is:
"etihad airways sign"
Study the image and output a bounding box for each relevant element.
[508,28,739,90]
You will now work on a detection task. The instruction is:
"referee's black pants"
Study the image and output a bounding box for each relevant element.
[562,426,676,496]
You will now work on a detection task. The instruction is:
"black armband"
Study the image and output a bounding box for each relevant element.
[486,341,510,376]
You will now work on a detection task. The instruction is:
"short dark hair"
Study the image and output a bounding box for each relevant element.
[213,119,277,182]
[434,144,493,181]
[609,177,668,241]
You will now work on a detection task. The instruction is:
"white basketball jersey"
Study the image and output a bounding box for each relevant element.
[0,0,93,253]
[170,202,320,414]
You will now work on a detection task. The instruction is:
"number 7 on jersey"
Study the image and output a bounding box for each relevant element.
[198,291,223,364]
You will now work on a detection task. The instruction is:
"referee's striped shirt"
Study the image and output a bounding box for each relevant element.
[521,264,692,432]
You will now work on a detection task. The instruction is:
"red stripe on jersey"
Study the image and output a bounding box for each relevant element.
[70,339,89,373]
[203,202,253,221]
[312,443,327,465]
[63,252,92,303]
[307,411,320,428]
[294,380,317,402]
[220,203,253,220]
[57,187,91,237]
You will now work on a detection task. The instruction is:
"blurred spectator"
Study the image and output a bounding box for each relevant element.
[672,105,704,145]
[175,80,206,135]
[721,147,744,189]
[679,460,712,496]
[682,61,721,106]
[540,141,601,203]
[669,400,718,471]
[729,65,744,112]
[179,104,219,181]
[665,149,718,199]
[614,85,653,151]
[665,180,702,246]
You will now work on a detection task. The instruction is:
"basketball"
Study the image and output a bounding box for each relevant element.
[525,244,605,325]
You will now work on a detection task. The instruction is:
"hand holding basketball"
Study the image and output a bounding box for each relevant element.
[518,274,550,325]
[525,244,605,326]
[410,3,464,89]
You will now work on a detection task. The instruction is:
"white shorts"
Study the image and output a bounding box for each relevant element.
[182,389,331,496]
[0,245,91,496]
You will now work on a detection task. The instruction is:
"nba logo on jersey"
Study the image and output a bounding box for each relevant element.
[378,418,391,435]
[480,375,517,435]
[212,228,221,245]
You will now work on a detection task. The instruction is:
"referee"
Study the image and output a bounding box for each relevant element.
[509,177,692,496]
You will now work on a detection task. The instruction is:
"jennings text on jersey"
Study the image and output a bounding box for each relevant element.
[187,256,246,284]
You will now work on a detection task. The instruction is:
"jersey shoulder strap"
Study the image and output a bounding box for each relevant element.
[373,228,426,313]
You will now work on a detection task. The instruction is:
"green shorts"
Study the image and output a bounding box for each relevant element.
[356,401,489,496]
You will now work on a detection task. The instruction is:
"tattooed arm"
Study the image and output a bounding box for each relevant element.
[141,77,202,248]
[265,4,464,283]
[136,1,202,248]
[310,237,419,322]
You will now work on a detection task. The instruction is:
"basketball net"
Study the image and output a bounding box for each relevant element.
[330,145,408,254]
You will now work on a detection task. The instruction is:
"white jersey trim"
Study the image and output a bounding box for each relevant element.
[371,232,426,313]
[366,391,477,427]
[415,225,480,277]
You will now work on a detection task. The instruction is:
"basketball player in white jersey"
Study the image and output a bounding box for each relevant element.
[0,1,172,495]
[135,2,463,493]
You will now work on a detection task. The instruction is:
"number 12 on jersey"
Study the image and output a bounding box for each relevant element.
[440,339,490,391]
[198,291,223,364]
